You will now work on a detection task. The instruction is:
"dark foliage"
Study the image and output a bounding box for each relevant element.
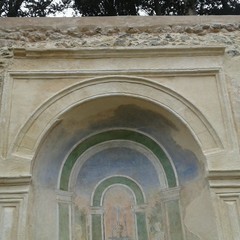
[197,0,240,15]
[140,0,187,15]
[0,0,70,17]
[74,0,141,16]
[74,0,240,16]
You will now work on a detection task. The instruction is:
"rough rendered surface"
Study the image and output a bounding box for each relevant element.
[0,17,240,240]
[0,17,240,139]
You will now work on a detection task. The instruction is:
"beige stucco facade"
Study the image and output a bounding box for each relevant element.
[0,16,240,240]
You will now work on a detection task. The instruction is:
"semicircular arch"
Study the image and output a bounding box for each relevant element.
[12,75,223,160]
[68,139,169,192]
[59,129,177,191]
[92,176,145,207]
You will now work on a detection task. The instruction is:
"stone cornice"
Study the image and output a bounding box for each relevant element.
[208,170,240,189]
[0,176,31,186]
[1,16,240,29]
[208,170,240,180]
[13,46,225,59]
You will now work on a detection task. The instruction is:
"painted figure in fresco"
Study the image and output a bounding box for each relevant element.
[109,207,131,240]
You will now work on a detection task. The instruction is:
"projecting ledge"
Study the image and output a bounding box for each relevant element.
[0,176,32,186]
[13,46,225,59]
[208,170,240,189]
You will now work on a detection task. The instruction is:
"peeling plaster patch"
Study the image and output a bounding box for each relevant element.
[184,185,218,240]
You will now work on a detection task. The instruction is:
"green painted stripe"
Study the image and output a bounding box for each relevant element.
[59,203,70,240]
[92,176,144,206]
[136,212,148,240]
[92,214,102,240]
[60,129,176,190]
[167,200,184,240]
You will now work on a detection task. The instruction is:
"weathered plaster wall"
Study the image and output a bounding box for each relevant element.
[0,16,239,147]
[0,17,240,240]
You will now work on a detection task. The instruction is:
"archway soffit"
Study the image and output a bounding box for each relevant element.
[13,75,222,159]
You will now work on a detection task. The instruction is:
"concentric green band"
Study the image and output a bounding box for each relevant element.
[60,129,176,191]
[92,176,144,206]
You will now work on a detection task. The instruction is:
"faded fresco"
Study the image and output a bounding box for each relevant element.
[103,186,136,240]
[70,144,184,240]
[32,97,216,240]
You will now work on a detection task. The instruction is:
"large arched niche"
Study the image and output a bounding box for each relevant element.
[30,95,218,240]
[13,76,222,158]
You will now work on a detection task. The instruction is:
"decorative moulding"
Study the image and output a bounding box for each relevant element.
[0,176,31,186]
[208,170,240,189]
[13,46,225,59]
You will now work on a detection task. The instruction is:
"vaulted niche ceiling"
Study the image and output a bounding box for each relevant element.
[33,95,204,187]
[32,95,206,240]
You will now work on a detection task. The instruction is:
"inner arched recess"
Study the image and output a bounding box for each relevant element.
[30,96,218,240]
